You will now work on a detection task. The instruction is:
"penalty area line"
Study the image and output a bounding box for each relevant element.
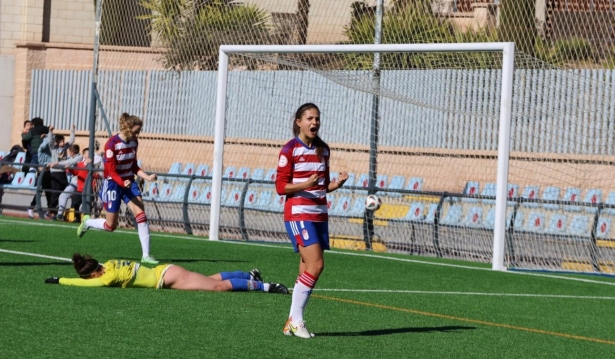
[314,288,615,300]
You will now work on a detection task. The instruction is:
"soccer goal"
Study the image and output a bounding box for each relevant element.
[210,43,615,276]
[211,43,515,271]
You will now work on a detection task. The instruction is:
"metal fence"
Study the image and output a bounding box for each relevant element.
[30,68,615,155]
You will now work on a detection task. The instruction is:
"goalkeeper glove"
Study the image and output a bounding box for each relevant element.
[45,277,60,284]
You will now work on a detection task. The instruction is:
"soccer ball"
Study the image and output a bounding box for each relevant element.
[364,194,382,211]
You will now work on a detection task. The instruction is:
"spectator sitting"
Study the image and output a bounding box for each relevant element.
[0,146,23,216]
[44,124,76,220]
[54,144,83,221]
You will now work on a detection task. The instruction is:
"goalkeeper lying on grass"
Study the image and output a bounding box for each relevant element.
[45,253,289,294]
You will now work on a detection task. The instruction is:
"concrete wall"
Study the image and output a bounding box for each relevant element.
[0,55,15,151]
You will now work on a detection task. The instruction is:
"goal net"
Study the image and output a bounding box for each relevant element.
[212,43,615,276]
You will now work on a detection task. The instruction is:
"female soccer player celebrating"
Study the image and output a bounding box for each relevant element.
[275,103,348,339]
[45,253,289,294]
[77,113,158,264]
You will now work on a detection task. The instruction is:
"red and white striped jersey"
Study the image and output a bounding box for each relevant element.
[276,137,330,222]
[104,134,141,186]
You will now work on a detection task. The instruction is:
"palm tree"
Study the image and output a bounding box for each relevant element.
[138,0,270,70]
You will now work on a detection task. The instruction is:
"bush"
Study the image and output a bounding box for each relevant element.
[553,37,593,63]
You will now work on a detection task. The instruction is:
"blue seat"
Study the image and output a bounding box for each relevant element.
[405,177,424,192]
[179,163,196,181]
[265,169,277,182]
[481,183,497,205]
[22,172,36,188]
[195,164,210,177]
[567,215,591,237]
[198,186,212,204]
[357,174,369,188]
[244,189,258,208]
[523,212,546,233]
[158,183,174,202]
[542,186,561,210]
[405,202,425,221]
[270,194,285,212]
[484,208,524,229]
[387,175,406,197]
[142,182,159,200]
[12,151,26,169]
[329,172,339,183]
[582,188,602,214]
[520,185,540,208]
[545,213,567,235]
[251,168,265,181]
[237,167,250,180]
[0,151,5,161]
[463,206,483,227]
[462,181,480,203]
[349,198,366,217]
[168,162,182,175]
[596,216,612,239]
[603,191,615,215]
[253,189,273,210]
[224,187,243,207]
[330,196,353,217]
[356,174,388,191]
[187,186,200,203]
[170,184,187,202]
[441,205,463,225]
[562,187,582,212]
[376,175,388,190]
[223,166,237,179]
[481,183,518,206]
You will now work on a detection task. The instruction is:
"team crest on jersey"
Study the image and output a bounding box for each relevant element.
[106,149,114,158]
[278,155,288,167]
[302,229,309,240]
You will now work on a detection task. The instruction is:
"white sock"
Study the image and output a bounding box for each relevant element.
[137,221,150,257]
[262,283,270,292]
[86,218,107,230]
[289,272,317,323]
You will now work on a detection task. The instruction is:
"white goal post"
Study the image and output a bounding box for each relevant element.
[210,43,515,272]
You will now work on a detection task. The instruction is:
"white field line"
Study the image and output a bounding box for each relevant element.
[0,248,72,262]
[2,218,615,287]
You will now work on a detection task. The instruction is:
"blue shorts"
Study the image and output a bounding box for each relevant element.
[100,179,141,213]
[284,221,330,253]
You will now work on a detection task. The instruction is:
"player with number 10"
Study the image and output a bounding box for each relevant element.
[77,113,159,264]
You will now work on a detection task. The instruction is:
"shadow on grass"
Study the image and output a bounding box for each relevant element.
[317,325,476,337]
[0,261,71,267]
[0,239,36,243]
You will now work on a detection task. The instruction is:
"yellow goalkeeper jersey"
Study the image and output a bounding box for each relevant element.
[59,259,165,288]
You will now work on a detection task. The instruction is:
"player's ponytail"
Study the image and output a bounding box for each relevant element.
[72,253,100,278]
[119,112,143,140]
[293,103,326,160]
